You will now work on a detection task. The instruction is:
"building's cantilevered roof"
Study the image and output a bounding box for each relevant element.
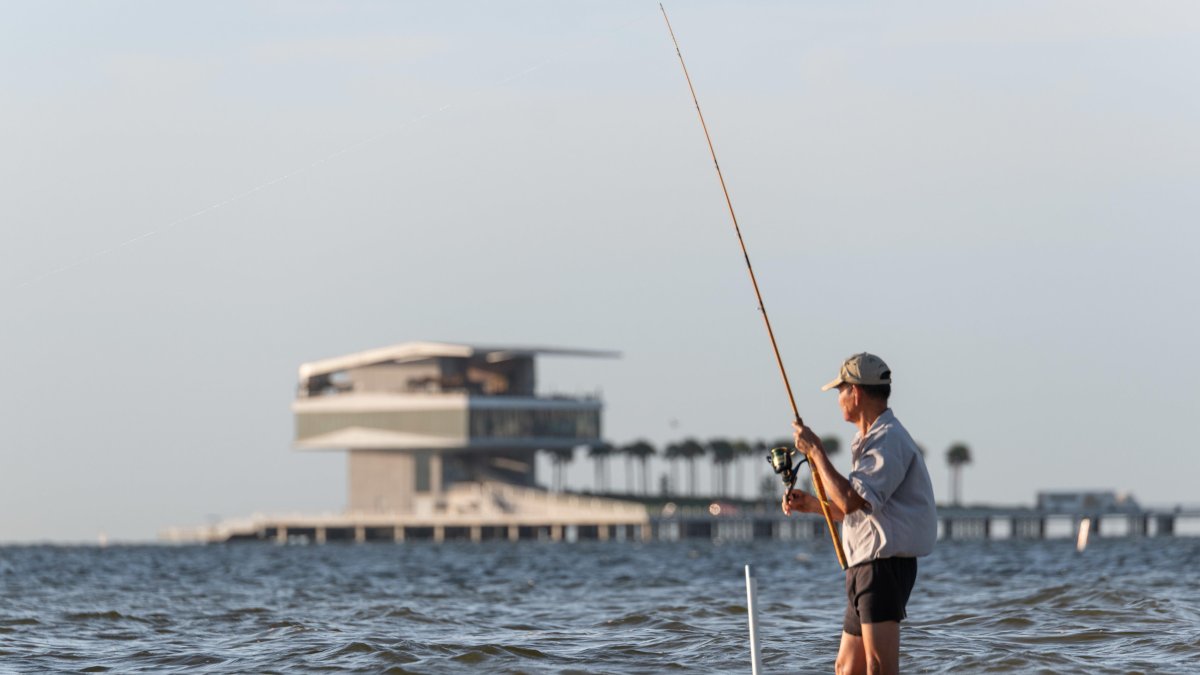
[294,426,465,450]
[298,341,620,381]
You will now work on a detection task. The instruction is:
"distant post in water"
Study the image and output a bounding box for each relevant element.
[745,565,763,675]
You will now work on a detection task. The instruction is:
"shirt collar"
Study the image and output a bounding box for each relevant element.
[851,408,895,458]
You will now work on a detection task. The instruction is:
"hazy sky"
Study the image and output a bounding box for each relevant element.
[3,1,1197,542]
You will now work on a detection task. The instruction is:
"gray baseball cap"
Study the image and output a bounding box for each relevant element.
[821,352,892,392]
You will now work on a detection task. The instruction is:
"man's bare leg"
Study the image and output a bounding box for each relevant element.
[860,621,900,675]
[835,631,866,675]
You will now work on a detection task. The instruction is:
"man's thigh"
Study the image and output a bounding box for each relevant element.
[860,621,900,675]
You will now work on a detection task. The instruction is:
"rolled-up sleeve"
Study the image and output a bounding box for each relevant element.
[849,439,908,512]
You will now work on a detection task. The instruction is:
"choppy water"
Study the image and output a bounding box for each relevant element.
[1,537,1198,673]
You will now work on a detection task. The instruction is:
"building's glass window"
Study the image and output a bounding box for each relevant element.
[469,409,599,439]
[415,453,431,492]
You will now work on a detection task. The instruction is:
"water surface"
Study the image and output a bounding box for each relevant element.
[1,537,1197,672]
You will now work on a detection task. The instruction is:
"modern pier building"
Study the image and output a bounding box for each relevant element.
[293,342,618,514]
[164,341,652,543]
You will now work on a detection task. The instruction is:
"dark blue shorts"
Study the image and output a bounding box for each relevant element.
[843,557,918,636]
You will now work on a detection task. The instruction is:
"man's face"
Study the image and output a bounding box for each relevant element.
[837,383,858,422]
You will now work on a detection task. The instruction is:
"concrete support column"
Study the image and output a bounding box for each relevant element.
[551,524,563,542]
[983,518,992,539]
[640,523,651,542]
[434,525,445,543]
[354,525,366,544]
[315,527,326,545]
[508,525,519,542]
[470,525,482,543]
[1156,514,1175,536]
[393,525,405,543]
[276,525,287,544]
[598,525,610,541]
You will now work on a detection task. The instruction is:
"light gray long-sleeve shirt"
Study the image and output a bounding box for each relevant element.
[842,409,938,568]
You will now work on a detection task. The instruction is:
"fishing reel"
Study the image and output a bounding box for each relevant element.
[767,445,808,491]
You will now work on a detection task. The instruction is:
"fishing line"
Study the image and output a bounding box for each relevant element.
[659,4,848,569]
[12,13,651,292]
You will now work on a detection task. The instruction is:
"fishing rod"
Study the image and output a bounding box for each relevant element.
[659,4,847,570]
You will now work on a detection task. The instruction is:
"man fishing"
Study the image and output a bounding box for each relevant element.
[782,352,937,675]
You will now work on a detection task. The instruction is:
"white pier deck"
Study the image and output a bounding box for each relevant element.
[162,482,652,544]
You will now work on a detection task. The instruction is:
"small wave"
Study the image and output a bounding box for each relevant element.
[934,612,986,627]
[445,643,548,664]
[501,645,548,659]
[1011,584,1072,606]
[450,646,501,664]
[64,610,150,624]
[217,606,271,620]
[382,607,442,624]
[263,619,310,631]
[656,619,699,632]
[94,631,141,641]
[1012,629,1115,644]
[146,653,227,668]
[605,613,650,626]
[326,641,378,657]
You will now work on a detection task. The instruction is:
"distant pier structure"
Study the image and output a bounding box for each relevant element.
[162,342,1198,545]
[293,342,616,513]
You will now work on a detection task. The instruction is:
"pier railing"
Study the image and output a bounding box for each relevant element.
[161,497,1199,545]
[648,505,1200,542]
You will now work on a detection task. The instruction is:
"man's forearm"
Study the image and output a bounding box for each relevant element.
[801,488,846,521]
[808,450,865,516]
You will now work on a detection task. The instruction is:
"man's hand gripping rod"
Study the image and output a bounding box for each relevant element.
[660,4,847,570]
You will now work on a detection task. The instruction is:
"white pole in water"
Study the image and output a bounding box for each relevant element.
[1076,517,1092,553]
[745,564,763,675]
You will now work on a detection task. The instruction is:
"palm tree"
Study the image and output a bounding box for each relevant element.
[753,439,771,497]
[758,474,779,500]
[679,438,706,496]
[731,439,752,499]
[588,441,615,493]
[622,440,657,495]
[663,442,684,496]
[820,435,841,457]
[622,442,634,493]
[548,447,575,492]
[708,438,736,497]
[946,443,972,505]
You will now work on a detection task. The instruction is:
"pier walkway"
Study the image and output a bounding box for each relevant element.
[163,488,1199,544]
[161,482,651,544]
